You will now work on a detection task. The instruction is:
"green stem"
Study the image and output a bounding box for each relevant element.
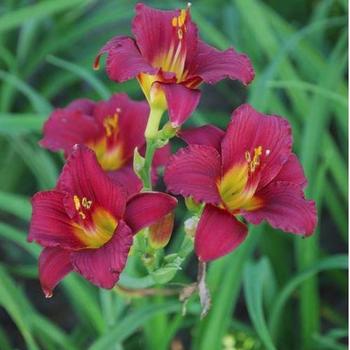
[142,139,157,190]
[141,107,164,190]
[144,107,164,140]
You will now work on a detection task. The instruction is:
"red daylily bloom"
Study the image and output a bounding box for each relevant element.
[165,104,317,261]
[94,3,254,126]
[40,93,170,196]
[28,146,177,296]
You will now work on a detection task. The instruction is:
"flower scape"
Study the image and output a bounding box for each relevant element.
[29,3,317,315]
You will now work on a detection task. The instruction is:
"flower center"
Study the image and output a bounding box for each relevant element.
[103,110,120,137]
[72,195,118,248]
[152,4,192,82]
[88,111,125,171]
[217,146,264,213]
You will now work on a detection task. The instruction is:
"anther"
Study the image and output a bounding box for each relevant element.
[73,195,81,211]
[172,17,178,27]
[82,197,92,209]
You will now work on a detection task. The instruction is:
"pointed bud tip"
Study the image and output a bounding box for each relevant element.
[44,289,53,298]
[93,55,101,70]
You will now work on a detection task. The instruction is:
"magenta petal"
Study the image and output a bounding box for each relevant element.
[108,166,143,199]
[162,84,201,126]
[180,124,225,151]
[221,104,292,188]
[190,41,255,85]
[152,144,171,168]
[57,145,126,219]
[95,36,157,82]
[40,108,101,155]
[71,221,133,289]
[273,154,307,188]
[164,145,221,204]
[132,3,198,65]
[244,182,317,236]
[29,191,84,249]
[195,205,248,261]
[124,192,177,234]
[66,98,95,115]
[39,247,73,298]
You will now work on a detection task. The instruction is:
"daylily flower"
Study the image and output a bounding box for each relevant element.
[40,93,170,196]
[94,3,254,129]
[28,146,177,296]
[165,104,317,261]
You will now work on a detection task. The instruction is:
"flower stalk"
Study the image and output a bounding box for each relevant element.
[144,107,164,140]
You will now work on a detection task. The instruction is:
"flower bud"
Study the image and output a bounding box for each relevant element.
[133,147,145,177]
[149,212,175,249]
[185,196,202,213]
[159,122,179,140]
[184,216,199,238]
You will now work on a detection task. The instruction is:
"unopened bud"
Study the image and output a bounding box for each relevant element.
[133,147,145,176]
[159,122,179,140]
[185,196,202,213]
[149,212,175,249]
[184,216,199,237]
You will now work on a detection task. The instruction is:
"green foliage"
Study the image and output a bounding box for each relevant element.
[0,0,347,349]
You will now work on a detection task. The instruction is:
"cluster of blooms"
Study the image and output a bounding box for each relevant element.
[29,3,317,298]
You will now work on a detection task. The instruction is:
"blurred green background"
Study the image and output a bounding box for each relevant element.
[0,0,347,349]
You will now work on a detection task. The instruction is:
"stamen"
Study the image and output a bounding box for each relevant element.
[245,146,263,173]
[82,197,92,209]
[79,212,86,220]
[73,195,81,211]
[103,113,119,137]
[177,28,183,40]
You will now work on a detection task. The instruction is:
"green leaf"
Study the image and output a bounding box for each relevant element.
[0,223,39,257]
[89,302,181,350]
[0,70,51,113]
[0,0,88,33]
[195,228,260,350]
[46,55,110,99]
[269,255,348,341]
[243,258,276,350]
[31,314,78,350]
[0,266,39,350]
[0,113,45,135]
[0,191,31,220]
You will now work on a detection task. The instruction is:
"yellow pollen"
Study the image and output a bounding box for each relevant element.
[246,146,263,173]
[73,195,92,220]
[103,113,119,138]
[81,197,92,209]
[172,8,188,36]
[73,195,81,211]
